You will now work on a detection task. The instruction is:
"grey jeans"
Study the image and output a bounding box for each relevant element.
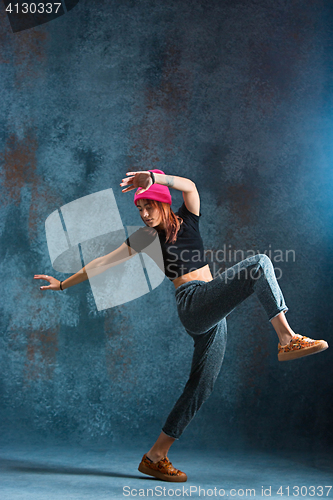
[161,254,288,439]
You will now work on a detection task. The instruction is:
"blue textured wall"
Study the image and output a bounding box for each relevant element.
[0,0,332,451]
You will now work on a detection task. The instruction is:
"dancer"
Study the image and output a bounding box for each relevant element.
[34,169,329,483]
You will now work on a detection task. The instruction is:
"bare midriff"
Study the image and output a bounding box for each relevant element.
[172,264,214,290]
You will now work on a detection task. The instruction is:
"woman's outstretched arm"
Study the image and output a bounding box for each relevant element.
[34,242,136,291]
[120,171,200,216]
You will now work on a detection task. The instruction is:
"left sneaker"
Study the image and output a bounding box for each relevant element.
[278,334,329,361]
[138,454,187,482]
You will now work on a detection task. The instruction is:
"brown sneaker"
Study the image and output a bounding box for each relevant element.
[278,333,329,361]
[138,453,187,482]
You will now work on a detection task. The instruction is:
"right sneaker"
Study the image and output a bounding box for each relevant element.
[278,333,329,361]
[138,454,187,482]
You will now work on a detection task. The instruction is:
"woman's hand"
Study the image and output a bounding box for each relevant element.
[34,274,61,291]
[120,171,153,195]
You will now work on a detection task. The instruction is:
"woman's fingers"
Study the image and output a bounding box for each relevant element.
[34,274,59,291]
[120,176,134,189]
[126,171,149,175]
[120,171,150,193]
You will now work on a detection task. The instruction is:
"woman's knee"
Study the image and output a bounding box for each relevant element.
[257,253,271,264]
[253,253,280,287]
[241,253,272,273]
[257,253,274,272]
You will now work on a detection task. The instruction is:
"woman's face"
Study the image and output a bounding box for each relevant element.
[136,199,164,229]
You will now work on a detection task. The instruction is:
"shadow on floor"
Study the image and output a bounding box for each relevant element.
[0,457,152,481]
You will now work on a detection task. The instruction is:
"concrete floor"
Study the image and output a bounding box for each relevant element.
[0,443,332,499]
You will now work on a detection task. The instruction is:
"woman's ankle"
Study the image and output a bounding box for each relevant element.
[146,450,166,462]
[279,332,294,346]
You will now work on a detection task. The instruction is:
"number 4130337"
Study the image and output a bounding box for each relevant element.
[277,486,332,496]
[5,3,62,14]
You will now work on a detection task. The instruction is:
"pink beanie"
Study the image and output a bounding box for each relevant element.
[134,169,172,206]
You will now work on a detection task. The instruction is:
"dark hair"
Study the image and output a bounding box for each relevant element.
[142,199,183,244]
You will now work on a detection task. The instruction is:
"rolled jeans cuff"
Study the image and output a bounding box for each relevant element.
[161,428,180,440]
[269,307,288,322]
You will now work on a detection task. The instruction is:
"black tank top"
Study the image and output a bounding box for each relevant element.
[125,202,206,281]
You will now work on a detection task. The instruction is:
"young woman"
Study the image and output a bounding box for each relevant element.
[34,169,328,483]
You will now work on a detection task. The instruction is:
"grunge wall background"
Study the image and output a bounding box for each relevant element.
[0,0,332,452]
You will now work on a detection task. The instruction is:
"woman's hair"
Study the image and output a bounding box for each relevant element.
[146,199,183,244]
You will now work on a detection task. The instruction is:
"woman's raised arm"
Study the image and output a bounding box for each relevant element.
[120,171,200,216]
[151,173,200,215]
